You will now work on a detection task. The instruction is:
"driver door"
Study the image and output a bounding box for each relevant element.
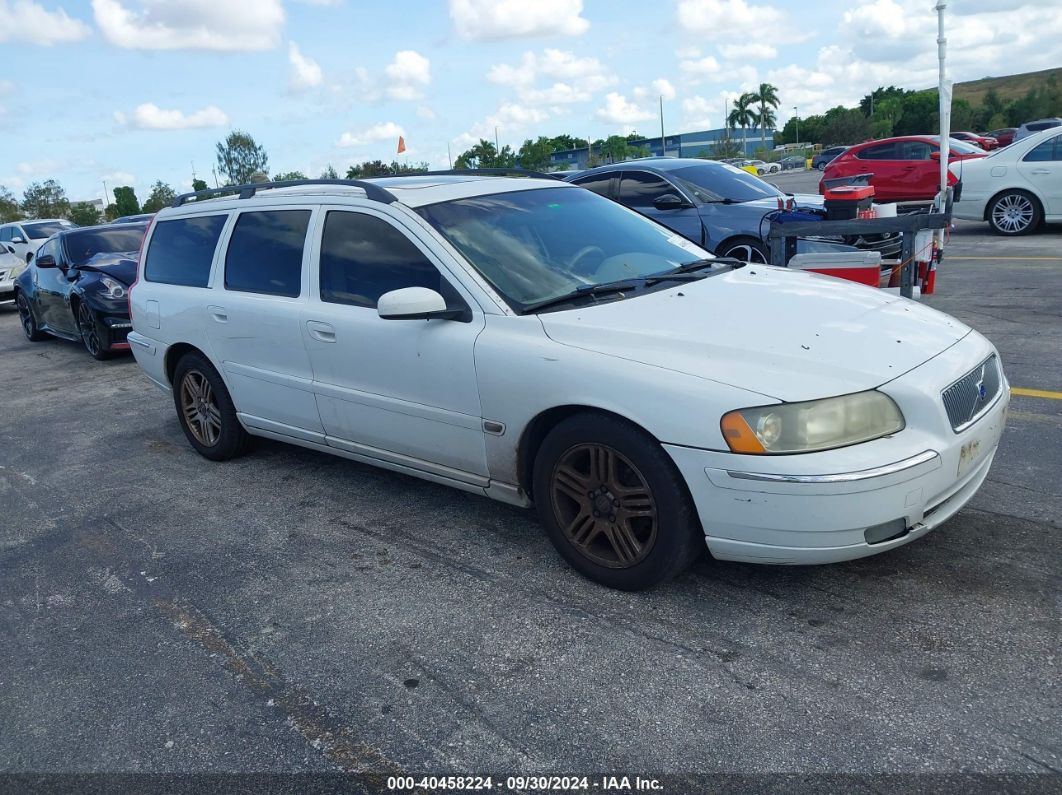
[33,239,77,334]
[617,170,705,246]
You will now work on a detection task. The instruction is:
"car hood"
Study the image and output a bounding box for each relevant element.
[77,252,138,284]
[538,266,970,402]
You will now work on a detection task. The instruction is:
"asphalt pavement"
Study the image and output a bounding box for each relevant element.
[0,189,1059,793]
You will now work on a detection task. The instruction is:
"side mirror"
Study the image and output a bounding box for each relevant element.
[10,235,25,244]
[377,287,468,321]
[653,193,690,210]
[929,151,941,161]
[35,253,57,268]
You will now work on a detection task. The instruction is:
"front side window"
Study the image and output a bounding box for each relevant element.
[145,214,227,287]
[35,238,59,264]
[225,210,310,298]
[416,187,712,312]
[319,211,446,308]
[618,172,676,208]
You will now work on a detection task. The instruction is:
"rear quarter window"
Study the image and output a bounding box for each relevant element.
[144,215,228,287]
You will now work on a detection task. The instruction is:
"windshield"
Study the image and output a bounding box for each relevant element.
[24,220,75,240]
[416,187,712,312]
[63,225,146,266]
[668,163,783,203]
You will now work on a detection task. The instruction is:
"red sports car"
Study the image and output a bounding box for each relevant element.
[950,131,998,150]
[985,127,1017,147]
[819,136,987,202]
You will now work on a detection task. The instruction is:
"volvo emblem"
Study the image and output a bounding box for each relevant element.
[971,365,988,417]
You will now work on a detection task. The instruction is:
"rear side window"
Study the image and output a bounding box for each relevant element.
[225,210,311,298]
[0,227,10,243]
[145,215,227,287]
[618,172,674,208]
[857,143,897,160]
[1023,136,1062,162]
[571,173,612,198]
[319,211,445,308]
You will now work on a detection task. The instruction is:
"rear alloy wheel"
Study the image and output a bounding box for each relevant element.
[16,292,47,341]
[533,414,703,590]
[987,190,1041,236]
[78,303,113,360]
[173,352,251,461]
[717,237,770,265]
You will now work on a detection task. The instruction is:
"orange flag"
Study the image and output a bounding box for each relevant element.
[397,135,406,154]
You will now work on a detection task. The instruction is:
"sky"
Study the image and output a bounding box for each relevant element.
[2,0,1061,205]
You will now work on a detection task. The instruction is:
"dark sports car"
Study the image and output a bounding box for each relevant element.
[14,223,147,360]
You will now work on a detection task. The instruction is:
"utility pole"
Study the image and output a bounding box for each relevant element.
[793,106,799,148]
[191,160,197,182]
[659,95,666,157]
[212,167,219,188]
[447,142,453,169]
[102,180,109,205]
[494,126,500,154]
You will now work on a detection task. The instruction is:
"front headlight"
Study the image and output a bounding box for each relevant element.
[100,275,127,299]
[720,391,905,454]
[9,261,27,279]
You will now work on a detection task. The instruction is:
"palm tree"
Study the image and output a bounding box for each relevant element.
[727,92,757,156]
[753,82,780,146]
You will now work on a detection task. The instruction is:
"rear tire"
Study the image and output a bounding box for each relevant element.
[987,190,1041,236]
[172,352,252,461]
[15,291,47,342]
[532,413,703,590]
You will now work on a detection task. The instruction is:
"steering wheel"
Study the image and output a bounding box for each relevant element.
[569,245,606,276]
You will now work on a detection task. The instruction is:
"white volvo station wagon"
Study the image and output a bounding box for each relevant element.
[128,174,1009,590]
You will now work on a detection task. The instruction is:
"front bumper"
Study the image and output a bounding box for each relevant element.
[0,272,16,305]
[665,333,1009,565]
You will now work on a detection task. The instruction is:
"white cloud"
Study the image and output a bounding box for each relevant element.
[594,92,653,127]
[652,78,676,101]
[92,0,284,50]
[0,1,90,45]
[384,50,431,100]
[115,103,229,130]
[681,95,715,131]
[679,55,722,79]
[337,121,405,148]
[102,170,136,185]
[487,48,614,105]
[719,42,776,60]
[288,42,322,90]
[450,0,588,40]
[675,46,701,60]
[416,106,436,120]
[677,0,785,37]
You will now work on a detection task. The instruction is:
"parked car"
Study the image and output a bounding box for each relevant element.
[14,222,146,359]
[985,128,1017,148]
[949,131,996,150]
[952,126,1062,235]
[820,136,987,202]
[779,155,807,170]
[0,218,77,263]
[0,248,26,306]
[812,146,848,170]
[128,176,1008,590]
[111,213,156,224]
[746,159,780,175]
[1014,118,1062,142]
[565,158,895,263]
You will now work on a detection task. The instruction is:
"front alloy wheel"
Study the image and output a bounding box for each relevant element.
[78,303,112,360]
[988,191,1040,236]
[550,443,658,569]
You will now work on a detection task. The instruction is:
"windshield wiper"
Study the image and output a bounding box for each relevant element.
[522,281,639,314]
[646,257,746,281]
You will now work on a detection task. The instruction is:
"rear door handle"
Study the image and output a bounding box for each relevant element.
[1030,169,1051,175]
[306,320,336,342]
[207,305,228,322]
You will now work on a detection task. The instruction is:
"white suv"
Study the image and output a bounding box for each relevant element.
[128,175,1008,589]
[0,218,77,263]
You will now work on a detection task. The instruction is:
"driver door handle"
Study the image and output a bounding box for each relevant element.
[207,305,228,323]
[306,320,336,343]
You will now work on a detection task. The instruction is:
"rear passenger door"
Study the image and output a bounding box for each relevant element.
[1018,133,1062,215]
[854,142,903,200]
[302,206,489,481]
[205,207,325,440]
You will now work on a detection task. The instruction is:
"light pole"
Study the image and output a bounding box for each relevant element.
[793,106,799,148]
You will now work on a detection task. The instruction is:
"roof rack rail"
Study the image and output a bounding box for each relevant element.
[413,168,564,180]
[171,178,399,208]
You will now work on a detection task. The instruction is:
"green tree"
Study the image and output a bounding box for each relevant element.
[548,134,588,152]
[113,186,140,217]
[894,91,938,135]
[192,178,209,193]
[820,106,873,145]
[517,136,555,171]
[215,130,269,185]
[104,204,119,221]
[727,93,757,155]
[22,180,70,219]
[273,170,308,181]
[320,165,338,179]
[141,180,177,213]
[68,202,102,226]
[453,139,516,169]
[860,86,909,117]
[0,185,19,222]
[345,160,428,178]
[753,82,780,146]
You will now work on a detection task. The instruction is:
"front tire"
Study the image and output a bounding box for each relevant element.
[987,190,1041,236]
[172,352,251,461]
[78,303,114,360]
[532,413,703,590]
[716,236,770,265]
[15,291,47,341]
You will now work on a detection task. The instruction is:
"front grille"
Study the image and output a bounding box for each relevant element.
[941,355,1001,432]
